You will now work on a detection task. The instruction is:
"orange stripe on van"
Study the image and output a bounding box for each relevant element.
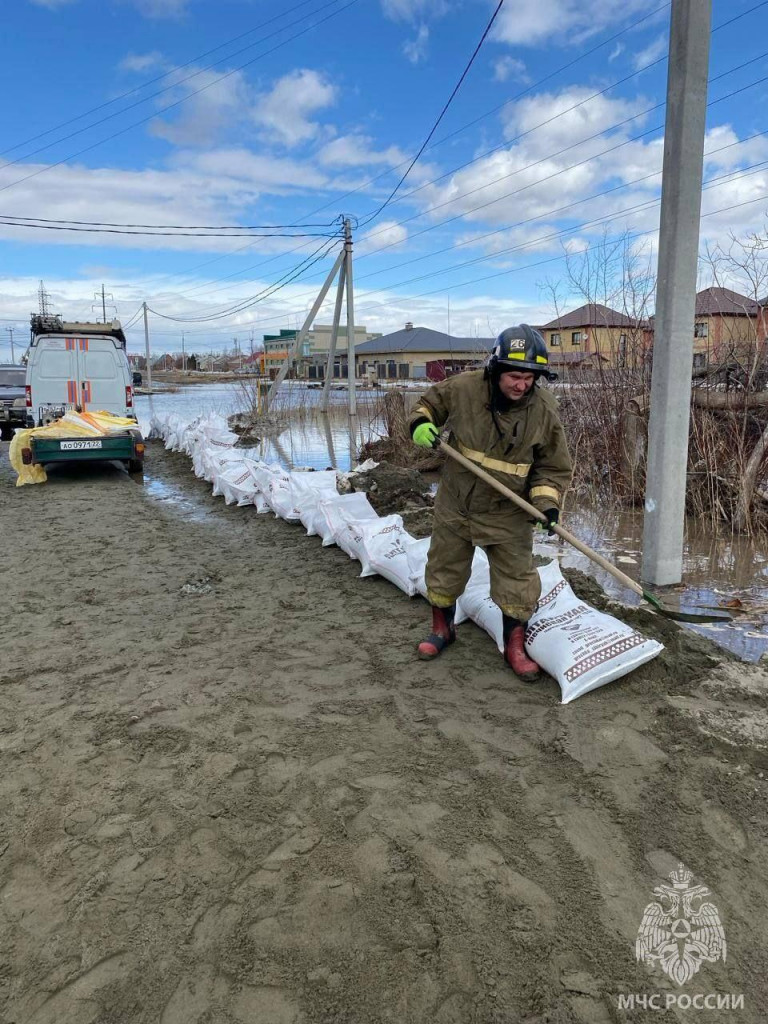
[67,380,78,403]
[65,338,75,351]
[79,339,89,351]
[81,381,92,405]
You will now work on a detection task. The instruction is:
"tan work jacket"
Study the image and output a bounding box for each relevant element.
[409,370,572,515]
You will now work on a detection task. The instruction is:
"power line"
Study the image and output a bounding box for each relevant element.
[0,0,362,197]
[359,0,506,228]
[122,12,768,298]
[147,238,340,322]
[297,2,673,225]
[0,222,341,239]
[151,1,673,291]
[0,214,341,230]
[295,0,768,226]
[140,169,768,337]
[138,60,768,311]
[0,0,327,159]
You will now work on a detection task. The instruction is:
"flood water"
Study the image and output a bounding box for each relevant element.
[136,382,768,662]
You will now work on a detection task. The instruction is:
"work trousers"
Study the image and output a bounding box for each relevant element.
[425,483,542,621]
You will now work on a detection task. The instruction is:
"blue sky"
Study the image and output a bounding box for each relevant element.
[1,0,767,359]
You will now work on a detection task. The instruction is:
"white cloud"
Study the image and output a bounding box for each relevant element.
[317,135,406,168]
[252,70,337,148]
[393,81,768,269]
[403,24,430,64]
[0,148,342,254]
[120,51,167,74]
[493,57,529,84]
[501,87,649,155]
[632,34,668,71]
[608,43,624,62]
[130,0,189,17]
[494,0,660,47]
[150,68,252,147]
[358,220,409,255]
[381,0,448,23]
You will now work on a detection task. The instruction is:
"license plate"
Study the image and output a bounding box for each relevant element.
[60,439,103,450]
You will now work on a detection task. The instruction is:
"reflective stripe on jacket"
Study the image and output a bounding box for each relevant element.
[408,369,572,513]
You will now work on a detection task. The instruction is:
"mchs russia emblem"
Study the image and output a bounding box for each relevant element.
[636,864,727,986]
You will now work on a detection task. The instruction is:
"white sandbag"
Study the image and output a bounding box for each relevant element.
[317,492,378,551]
[289,471,340,535]
[267,470,303,521]
[357,515,417,595]
[455,549,493,632]
[526,560,664,704]
[217,461,254,505]
[406,536,431,598]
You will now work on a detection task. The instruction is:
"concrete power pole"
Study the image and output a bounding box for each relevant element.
[142,302,153,392]
[5,326,15,363]
[344,218,357,417]
[642,0,712,586]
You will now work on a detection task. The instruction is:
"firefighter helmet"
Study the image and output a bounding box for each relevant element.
[489,324,556,381]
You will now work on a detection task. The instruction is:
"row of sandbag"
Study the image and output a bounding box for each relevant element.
[149,412,663,703]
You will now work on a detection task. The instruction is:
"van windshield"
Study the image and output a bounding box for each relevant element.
[0,368,25,386]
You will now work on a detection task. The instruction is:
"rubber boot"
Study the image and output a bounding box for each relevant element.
[502,615,540,681]
[418,604,456,660]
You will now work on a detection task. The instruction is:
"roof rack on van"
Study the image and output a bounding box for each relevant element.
[30,314,126,346]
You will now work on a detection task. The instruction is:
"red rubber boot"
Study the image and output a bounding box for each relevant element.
[502,616,540,681]
[417,604,456,660]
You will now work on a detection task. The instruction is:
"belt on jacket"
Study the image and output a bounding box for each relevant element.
[456,441,531,478]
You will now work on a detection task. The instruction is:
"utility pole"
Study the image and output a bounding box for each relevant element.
[344,218,357,417]
[270,219,358,418]
[93,286,115,324]
[321,260,346,413]
[642,0,712,586]
[5,326,15,363]
[269,248,345,404]
[142,302,153,392]
[181,331,186,372]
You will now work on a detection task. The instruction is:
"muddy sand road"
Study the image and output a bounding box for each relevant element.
[1,439,767,1024]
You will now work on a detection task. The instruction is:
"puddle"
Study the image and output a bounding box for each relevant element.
[142,472,215,523]
[537,505,768,662]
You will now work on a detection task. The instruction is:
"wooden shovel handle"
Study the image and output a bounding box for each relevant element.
[438,440,645,599]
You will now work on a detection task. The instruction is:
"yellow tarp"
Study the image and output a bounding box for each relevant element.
[10,410,139,487]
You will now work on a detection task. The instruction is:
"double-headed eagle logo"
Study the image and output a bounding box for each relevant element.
[636,864,727,987]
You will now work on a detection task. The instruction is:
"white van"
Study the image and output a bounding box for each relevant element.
[25,317,135,427]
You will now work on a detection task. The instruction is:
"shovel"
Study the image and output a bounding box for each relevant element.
[439,441,731,625]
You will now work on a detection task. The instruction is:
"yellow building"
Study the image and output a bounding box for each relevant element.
[688,287,759,368]
[540,304,648,370]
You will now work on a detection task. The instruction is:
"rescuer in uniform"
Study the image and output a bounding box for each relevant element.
[409,324,572,680]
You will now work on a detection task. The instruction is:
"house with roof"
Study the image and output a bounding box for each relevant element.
[688,287,759,367]
[539,303,649,370]
[353,323,492,381]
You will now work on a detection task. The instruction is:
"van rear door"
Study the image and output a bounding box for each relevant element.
[29,337,80,423]
[78,338,128,415]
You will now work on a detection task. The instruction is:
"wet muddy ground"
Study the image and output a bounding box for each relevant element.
[1,439,768,1023]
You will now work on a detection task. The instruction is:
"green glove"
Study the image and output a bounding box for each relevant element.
[412,422,440,448]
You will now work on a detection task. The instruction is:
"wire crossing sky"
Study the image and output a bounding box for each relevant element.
[0,0,767,356]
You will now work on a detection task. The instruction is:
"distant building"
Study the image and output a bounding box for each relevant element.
[262,324,381,379]
[540,303,648,370]
[354,323,492,381]
[689,287,759,368]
